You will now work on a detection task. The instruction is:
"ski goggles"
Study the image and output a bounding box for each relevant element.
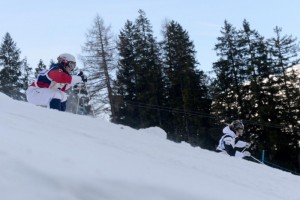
[236,129,244,135]
[67,61,76,71]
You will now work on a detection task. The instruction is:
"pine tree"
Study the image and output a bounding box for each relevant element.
[236,20,281,163]
[114,20,140,127]
[81,14,116,118]
[161,20,210,145]
[212,21,243,121]
[0,33,23,100]
[133,9,165,128]
[19,57,33,100]
[114,10,165,128]
[266,26,300,170]
[212,21,300,172]
[267,27,299,124]
[35,59,47,77]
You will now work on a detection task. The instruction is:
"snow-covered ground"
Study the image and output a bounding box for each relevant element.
[0,92,299,200]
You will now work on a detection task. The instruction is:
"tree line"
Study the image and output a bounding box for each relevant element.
[0,9,299,174]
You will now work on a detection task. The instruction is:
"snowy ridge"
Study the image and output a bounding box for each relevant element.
[0,93,299,200]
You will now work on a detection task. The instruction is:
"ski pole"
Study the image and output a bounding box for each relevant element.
[250,155,266,165]
[76,83,82,114]
[241,146,247,153]
[242,141,252,153]
[84,83,95,117]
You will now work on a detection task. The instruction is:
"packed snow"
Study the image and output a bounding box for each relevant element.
[0,93,299,200]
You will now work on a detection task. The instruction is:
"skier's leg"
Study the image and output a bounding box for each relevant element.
[26,86,57,106]
[60,92,68,111]
[49,90,68,111]
[61,101,67,111]
[49,98,61,110]
[26,87,65,111]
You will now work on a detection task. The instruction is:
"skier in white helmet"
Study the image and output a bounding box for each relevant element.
[216,120,252,158]
[26,53,87,111]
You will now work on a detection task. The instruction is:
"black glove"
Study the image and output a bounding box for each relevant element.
[77,71,87,82]
[245,142,251,148]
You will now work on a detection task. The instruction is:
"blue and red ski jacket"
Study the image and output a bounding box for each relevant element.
[30,64,72,92]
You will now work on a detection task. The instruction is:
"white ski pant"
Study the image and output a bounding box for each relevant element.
[26,86,67,107]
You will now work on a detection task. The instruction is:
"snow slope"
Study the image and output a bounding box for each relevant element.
[0,93,299,200]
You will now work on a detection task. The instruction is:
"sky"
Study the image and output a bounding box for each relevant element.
[0,92,300,200]
[1,0,300,73]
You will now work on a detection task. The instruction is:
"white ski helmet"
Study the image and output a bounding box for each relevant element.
[57,53,76,64]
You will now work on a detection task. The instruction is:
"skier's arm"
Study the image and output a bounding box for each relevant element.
[48,69,82,86]
[235,138,251,152]
[235,139,247,148]
[225,138,251,158]
[48,69,72,84]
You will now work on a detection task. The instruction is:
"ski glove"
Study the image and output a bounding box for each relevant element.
[71,75,82,86]
[245,142,251,148]
[243,151,251,157]
[77,71,87,82]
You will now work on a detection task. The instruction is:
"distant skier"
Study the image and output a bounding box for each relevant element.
[216,120,251,158]
[26,53,87,111]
